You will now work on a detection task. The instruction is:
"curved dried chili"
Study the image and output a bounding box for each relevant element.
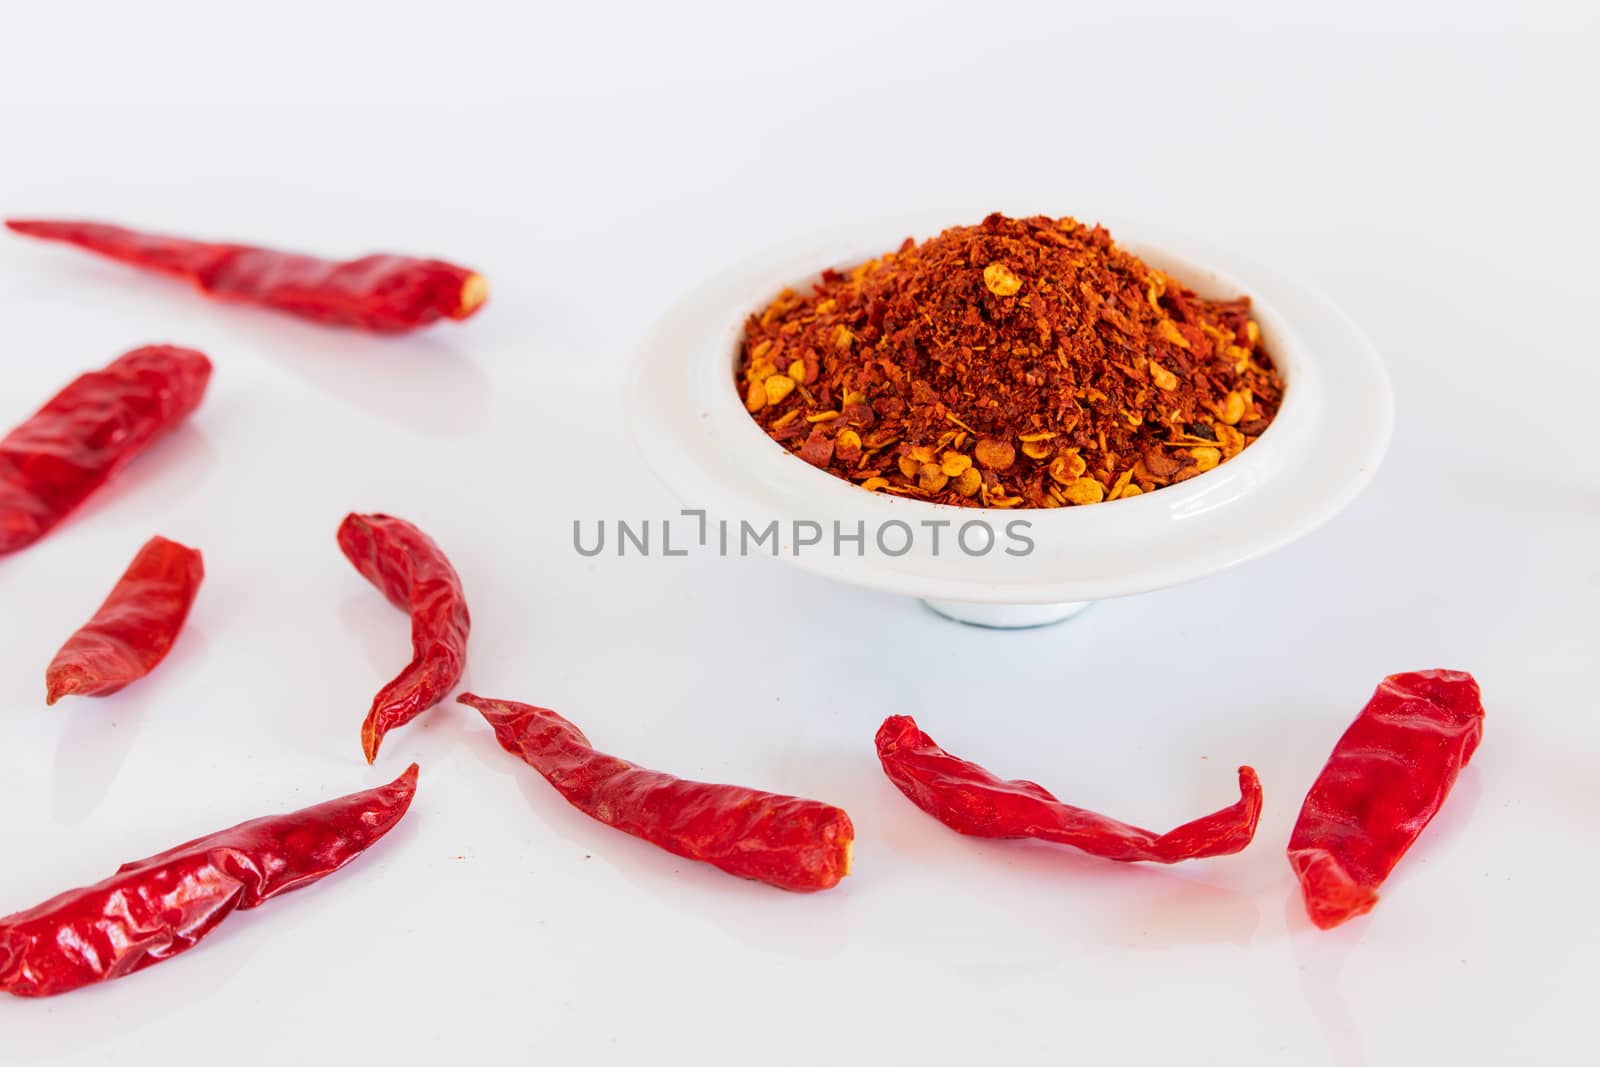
[876,715,1261,862]
[460,694,854,892]
[338,513,470,762]
[1,345,211,556]
[0,764,418,998]
[6,219,487,333]
[1289,670,1485,929]
[738,213,1284,507]
[45,535,204,704]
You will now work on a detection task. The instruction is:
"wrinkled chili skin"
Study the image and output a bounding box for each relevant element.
[1289,670,1484,930]
[0,346,211,556]
[6,220,486,333]
[0,764,417,998]
[45,535,204,704]
[460,694,854,892]
[876,715,1261,862]
[338,513,470,763]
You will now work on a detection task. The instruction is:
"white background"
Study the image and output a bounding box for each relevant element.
[0,1,1595,1064]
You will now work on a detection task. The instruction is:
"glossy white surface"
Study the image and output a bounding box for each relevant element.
[0,2,1594,1065]
[629,216,1392,607]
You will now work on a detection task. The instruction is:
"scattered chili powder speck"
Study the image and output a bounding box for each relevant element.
[736,213,1285,507]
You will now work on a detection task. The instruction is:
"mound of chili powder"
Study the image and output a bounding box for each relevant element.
[737,213,1284,508]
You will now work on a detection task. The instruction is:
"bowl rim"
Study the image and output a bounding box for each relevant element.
[627,212,1392,604]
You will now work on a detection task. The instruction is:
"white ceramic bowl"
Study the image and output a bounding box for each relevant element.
[628,213,1392,627]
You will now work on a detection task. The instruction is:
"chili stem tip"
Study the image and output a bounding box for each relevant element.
[456,273,488,318]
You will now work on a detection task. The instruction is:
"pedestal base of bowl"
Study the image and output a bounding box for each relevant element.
[921,598,1093,629]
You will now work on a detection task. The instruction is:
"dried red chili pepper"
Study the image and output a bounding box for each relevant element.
[1,345,211,556]
[0,764,417,998]
[338,513,470,763]
[45,535,204,704]
[876,715,1261,862]
[459,694,854,892]
[1288,670,1484,930]
[6,219,487,333]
